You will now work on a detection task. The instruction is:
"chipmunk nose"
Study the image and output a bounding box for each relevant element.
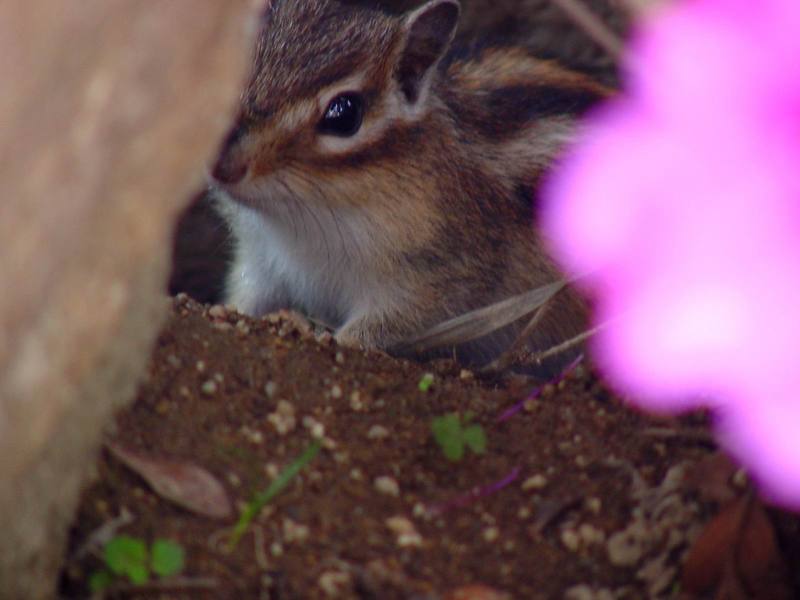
[212,153,248,185]
[211,124,249,185]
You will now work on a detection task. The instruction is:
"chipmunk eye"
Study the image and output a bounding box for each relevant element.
[319,93,363,137]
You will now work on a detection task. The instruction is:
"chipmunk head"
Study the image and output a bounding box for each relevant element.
[212,0,460,208]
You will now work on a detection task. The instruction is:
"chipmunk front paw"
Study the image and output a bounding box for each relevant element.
[333,326,367,350]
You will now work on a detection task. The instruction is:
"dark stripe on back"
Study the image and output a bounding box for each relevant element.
[514,182,536,225]
[447,84,601,142]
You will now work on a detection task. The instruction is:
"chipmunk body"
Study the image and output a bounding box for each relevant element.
[212,0,609,366]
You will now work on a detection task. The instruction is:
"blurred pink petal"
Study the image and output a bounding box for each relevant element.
[542,0,800,505]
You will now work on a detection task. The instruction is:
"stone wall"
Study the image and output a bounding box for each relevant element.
[0,2,257,597]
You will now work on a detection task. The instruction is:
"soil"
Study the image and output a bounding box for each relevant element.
[59,296,800,599]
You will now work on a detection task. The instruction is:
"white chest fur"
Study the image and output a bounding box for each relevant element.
[215,190,397,329]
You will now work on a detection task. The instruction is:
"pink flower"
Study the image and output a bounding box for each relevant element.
[542,0,800,506]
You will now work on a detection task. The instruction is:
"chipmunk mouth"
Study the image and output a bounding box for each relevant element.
[211,175,295,215]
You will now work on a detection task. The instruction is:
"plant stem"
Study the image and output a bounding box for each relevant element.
[227,441,321,550]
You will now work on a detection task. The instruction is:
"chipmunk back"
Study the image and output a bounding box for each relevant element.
[211,0,609,368]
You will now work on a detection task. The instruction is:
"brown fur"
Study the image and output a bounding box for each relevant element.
[211,0,612,369]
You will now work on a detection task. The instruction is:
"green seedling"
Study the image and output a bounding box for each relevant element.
[228,440,321,549]
[150,539,186,577]
[89,536,185,592]
[418,373,435,392]
[431,412,487,461]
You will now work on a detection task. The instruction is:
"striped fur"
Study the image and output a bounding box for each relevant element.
[212,0,610,367]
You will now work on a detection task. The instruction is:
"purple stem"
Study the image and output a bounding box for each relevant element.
[495,354,584,423]
[427,466,521,516]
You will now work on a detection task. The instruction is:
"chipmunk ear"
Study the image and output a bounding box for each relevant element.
[395,0,459,104]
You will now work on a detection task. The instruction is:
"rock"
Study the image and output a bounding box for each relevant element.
[0,1,257,597]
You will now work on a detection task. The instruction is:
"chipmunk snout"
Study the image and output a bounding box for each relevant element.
[212,124,249,185]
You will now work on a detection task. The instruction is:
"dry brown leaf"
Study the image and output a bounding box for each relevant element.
[107,442,232,520]
[682,493,791,599]
[682,495,746,593]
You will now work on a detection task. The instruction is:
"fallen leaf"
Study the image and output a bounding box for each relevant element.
[682,493,791,599]
[106,443,232,519]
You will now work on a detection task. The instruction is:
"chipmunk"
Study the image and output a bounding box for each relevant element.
[211,0,610,369]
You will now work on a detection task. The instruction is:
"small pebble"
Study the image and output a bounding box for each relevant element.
[241,426,264,444]
[607,522,647,566]
[586,497,602,514]
[564,585,594,600]
[330,384,343,399]
[578,524,606,546]
[318,571,352,597]
[282,518,310,544]
[564,585,615,600]
[302,416,325,439]
[235,319,250,335]
[367,425,390,440]
[208,305,227,319]
[521,474,548,491]
[561,528,581,552]
[523,399,539,412]
[483,527,500,543]
[200,380,217,395]
[196,360,206,373]
[374,476,400,497]
[349,391,364,411]
[335,352,345,364]
[386,516,423,547]
[264,381,278,398]
[268,400,297,435]
[459,369,474,381]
